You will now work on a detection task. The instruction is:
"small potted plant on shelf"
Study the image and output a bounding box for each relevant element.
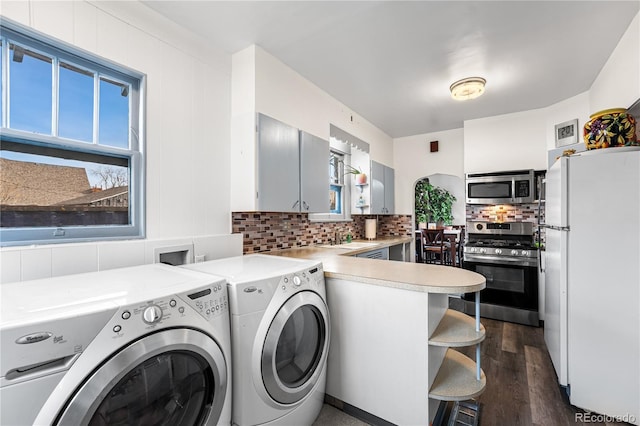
[340,161,367,184]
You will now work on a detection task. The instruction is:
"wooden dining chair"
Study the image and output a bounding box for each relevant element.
[421,228,446,264]
[456,227,465,267]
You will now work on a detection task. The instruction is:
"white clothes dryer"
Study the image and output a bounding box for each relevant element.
[184,254,330,426]
[0,264,232,426]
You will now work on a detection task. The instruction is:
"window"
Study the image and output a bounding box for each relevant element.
[329,151,344,215]
[0,22,144,246]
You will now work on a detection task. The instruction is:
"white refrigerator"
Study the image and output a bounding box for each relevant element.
[544,148,639,423]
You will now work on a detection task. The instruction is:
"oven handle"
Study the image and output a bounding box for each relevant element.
[464,254,536,266]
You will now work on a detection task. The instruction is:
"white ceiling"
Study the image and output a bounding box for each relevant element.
[142,1,639,138]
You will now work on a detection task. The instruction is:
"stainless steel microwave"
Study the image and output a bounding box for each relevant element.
[466,170,535,204]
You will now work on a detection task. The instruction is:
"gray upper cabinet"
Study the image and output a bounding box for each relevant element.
[257,114,329,212]
[300,131,330,212]
[370,160,395,214]
[257,114,300,212]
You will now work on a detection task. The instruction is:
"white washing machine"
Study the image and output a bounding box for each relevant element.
[184,254,330,426]
[0,264,232,426]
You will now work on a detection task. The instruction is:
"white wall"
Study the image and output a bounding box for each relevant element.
[544,92,591,168]
[0,1,239,282]
[393,128,464,216]
[230,46,258,212]
[464,108,548,173]
[590,12,640,113]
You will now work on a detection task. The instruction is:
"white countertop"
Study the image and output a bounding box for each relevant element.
[268,237,485,294]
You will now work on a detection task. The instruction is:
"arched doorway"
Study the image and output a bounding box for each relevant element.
[413,174,465,262]
[414,174,465,228]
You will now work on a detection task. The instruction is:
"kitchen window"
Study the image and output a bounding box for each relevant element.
[329,151,344,215]
[0,22,145,246]
[309,149,351,222]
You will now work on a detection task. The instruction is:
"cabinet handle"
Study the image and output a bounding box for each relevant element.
[292,200,300,209]
[303,201,309,211]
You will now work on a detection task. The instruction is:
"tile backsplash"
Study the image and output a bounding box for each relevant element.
[466,203,545,246]
[232,212,412,254]
[466,203,543,223]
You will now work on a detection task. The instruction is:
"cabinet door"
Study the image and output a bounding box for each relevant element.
[355,247,389,260]
[257,114,300,212]
[370,160,385,214]
[384,165,395,214]
[300,132,329,212]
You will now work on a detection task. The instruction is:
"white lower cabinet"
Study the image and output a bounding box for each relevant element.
[325,280,485,424]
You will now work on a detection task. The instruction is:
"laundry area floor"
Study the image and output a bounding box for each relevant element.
[313,404,368,426]
[316,318,624,426]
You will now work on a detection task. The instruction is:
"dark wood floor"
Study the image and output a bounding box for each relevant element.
[457,319,628,426]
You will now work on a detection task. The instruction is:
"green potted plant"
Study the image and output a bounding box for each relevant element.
[415,180,456,227]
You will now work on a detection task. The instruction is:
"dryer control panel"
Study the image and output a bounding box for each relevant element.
[279,265,324,294]
[228,262,325,315]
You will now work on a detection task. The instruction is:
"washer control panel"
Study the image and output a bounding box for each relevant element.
[189,283,229,321]
[110,280,228,337]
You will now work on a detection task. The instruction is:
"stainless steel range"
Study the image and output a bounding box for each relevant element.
[458,221,539,326]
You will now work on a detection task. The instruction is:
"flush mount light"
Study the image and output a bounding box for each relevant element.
[450,77,486,101]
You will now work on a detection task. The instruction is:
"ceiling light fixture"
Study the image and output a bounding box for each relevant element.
[450,77,486,101]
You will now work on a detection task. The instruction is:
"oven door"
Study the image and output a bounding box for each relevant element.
[462,258,538,314]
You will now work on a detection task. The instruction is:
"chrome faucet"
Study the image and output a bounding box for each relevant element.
[335,230,342,245]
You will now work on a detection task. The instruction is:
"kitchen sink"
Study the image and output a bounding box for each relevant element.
[317,241,379,249]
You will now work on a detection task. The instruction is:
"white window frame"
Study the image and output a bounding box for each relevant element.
[309,146,352,222]
[0,20,145,246]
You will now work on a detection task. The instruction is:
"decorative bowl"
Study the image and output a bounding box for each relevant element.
[583,108,637,150]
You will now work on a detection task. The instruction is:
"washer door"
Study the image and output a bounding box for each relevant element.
[261,291,329,405]
[56,329,227,426]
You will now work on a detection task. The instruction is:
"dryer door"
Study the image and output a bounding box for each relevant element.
[55,329,227,426]
[262,291,330,405]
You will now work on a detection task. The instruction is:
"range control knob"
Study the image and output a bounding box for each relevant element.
[495,249,502,255]
[479,248,487,254]
[511,249,519,256]
[521,250,529,256]
[143,305,163,324]
[293,276,302,287]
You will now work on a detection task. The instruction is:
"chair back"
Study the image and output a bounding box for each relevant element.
[421,228,444,247]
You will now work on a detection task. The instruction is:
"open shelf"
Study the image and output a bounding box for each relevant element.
[429,349,486,401]
[354,183,368,194]
[429,309,486,347]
